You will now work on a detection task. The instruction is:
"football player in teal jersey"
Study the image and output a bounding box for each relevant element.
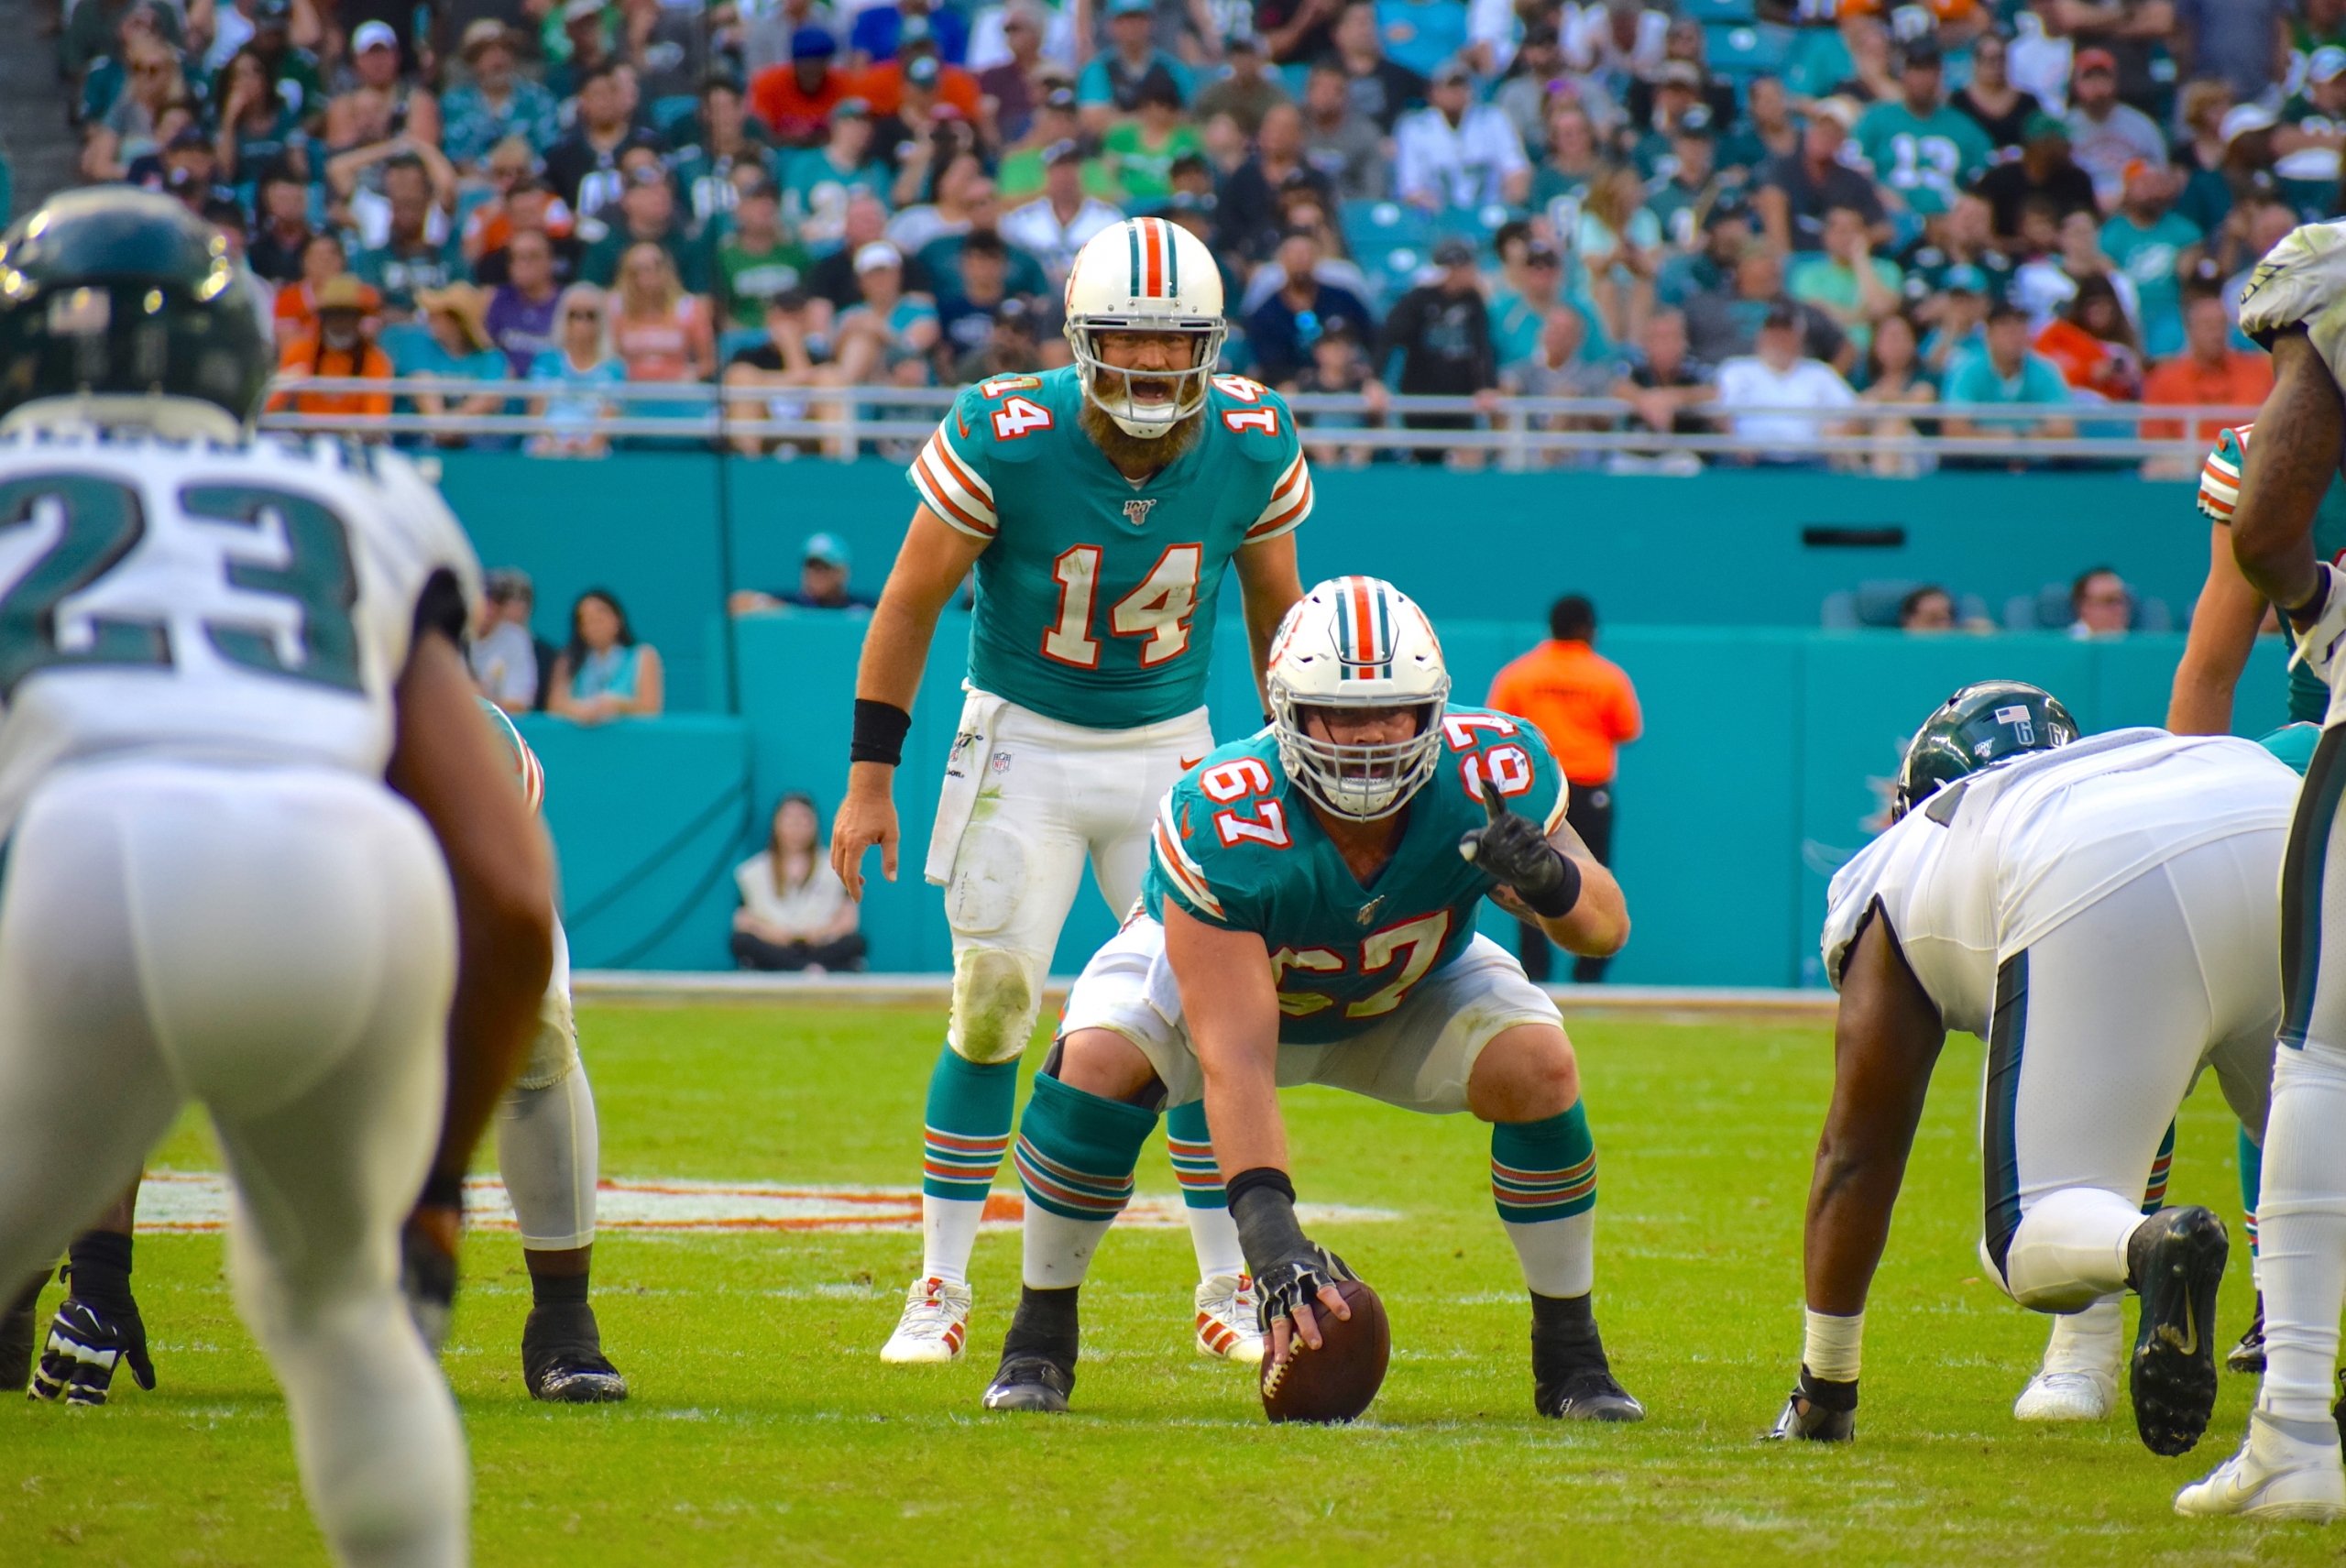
[832,215,1310,1365]
[2163,420,2346,1382]
[980,578,1645,1420]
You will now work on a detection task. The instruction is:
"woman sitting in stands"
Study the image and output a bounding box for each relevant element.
[527,283,628,456]
[730,794,867,973]
[549,588,664,724]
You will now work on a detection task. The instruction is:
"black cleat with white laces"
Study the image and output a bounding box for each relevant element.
[522,1303,630,1403]
[2128,1204,2228,1457]
[2228,1293,2267,1375]
[1530,1296,1645,1421]
[982,1285,1079,1413]
[1767,1369,1857,1442]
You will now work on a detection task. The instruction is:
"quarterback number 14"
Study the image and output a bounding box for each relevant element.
[1042,543,1203,669]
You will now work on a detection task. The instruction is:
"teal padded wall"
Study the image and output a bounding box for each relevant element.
[550,616,2292,981]
[435,452,2213,718]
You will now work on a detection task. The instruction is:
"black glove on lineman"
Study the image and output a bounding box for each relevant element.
[1227,1169,1354,1336]
[30,1235,154,1407]
[1459,785,1583,918]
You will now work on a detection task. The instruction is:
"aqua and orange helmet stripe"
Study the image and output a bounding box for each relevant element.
[1124,216,1180,299]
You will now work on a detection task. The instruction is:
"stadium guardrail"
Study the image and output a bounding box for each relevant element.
[258,376,2259,467]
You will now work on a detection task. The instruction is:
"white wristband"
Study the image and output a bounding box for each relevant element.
[1803,1307,1864,1383]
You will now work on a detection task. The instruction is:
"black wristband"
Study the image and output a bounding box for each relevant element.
[1519,847,1584,918]
[419,1169,466,1210]
[2286,571,2334,631]
[850,698,912,766]
[1224,1166,1296,1212]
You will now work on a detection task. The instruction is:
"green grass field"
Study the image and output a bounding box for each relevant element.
[0,1003,2335,1566]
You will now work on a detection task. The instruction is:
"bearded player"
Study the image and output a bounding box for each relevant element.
[0,189,553,1561]
[833,216,1309,1365]
[1770,683,2294,1455]
[981,577,1643,1420]
[2176,218,2346,1520]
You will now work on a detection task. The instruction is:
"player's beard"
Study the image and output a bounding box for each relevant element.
[1079,391,1204,474]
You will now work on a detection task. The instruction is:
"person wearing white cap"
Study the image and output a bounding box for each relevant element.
[323,16,442,154]
[836,214,1311,1371]
[828,241,940,384]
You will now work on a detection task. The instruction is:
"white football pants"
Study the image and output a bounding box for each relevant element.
[0,759,466,1568]
[2259,724,2346,1422]
[937,697,1214,1064]
[1980,832,2282,1313]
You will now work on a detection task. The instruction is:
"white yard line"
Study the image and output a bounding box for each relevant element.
[131,1170,1399,1234]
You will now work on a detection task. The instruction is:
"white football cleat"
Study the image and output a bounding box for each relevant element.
[2015,1368,2118,1422]
[880,1277,972,1364]
[2176,1411,2346,1521]
[1194,1273,1264,1365]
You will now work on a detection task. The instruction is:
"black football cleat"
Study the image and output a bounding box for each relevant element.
[981,1354,1074,1412]
[2128,1204,2228,1457]
[2228,1294,2267,1375]
[1768,1390,1856,1442]
[1538,1365,1646,1421]
[522,1303,629,1403]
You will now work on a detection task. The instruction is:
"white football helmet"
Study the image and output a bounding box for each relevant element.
[1062,215,1226,440]
[1266,577,1451,820]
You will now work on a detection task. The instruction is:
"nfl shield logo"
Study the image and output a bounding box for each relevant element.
[1123,499,1157,528]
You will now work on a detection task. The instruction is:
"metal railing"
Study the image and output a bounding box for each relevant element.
[256,376,2258,468]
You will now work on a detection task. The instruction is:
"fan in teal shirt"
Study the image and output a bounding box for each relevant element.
[1852,90,1993,217]
[2100,204,2203,360]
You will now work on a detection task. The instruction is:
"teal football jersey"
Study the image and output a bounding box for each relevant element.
[908,365,1311,729]
[1145,706,1569,1046]
[1851,101,1993,216]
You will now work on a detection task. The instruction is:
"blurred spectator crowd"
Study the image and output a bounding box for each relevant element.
[41,0,2338,465]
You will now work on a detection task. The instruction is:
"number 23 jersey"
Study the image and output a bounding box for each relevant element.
[0,431,481,839]
[908,364,1312,730]
[1144,707,1569,1045]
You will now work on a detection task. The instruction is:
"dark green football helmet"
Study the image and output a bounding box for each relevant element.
[1892,680,2081,821]
[0,189,269,425]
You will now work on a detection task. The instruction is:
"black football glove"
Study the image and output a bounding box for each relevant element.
[1459,784,1582,918]
[29,1287,155,1407]
[1228,1171,1354,1337]
[400,1195,463,1355]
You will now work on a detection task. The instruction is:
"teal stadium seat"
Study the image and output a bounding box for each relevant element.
[1679,0,1756,20]
[1783,25,1854,97]
[1704,21,1793,78]
[1342,199,1435,304]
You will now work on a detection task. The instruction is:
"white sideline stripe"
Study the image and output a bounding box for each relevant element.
[572,971,1841,1023]
[127,1170,1400,1234]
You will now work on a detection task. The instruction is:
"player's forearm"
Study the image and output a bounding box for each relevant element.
[2233,335,2344,615]
[1537,856,1627,957]
[2167,525,2265,732]
[1235,533,1304,711]
[1199,1042,1288,1177]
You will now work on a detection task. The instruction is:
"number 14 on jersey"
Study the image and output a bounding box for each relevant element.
[1043,544,1202,669]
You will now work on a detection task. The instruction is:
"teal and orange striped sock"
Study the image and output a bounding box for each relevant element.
[917,1044,1017,1285]
[1014,1070,1157,1289]
[1166,1098,1245,1278]
[1494,1102,1597,1299]
[2140,1120,2176,1214]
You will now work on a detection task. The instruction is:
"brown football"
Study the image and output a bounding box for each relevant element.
[1259,1279,1389,1424]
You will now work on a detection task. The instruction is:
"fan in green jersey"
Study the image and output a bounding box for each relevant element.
[981,578,1646,1423]
[835,215,1310,1370]
[1851,38,1993,219]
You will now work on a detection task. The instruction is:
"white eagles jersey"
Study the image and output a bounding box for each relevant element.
[0,430,480,840]
[1821,729,2298,1036]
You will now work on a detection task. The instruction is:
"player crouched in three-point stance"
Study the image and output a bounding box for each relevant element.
[2176,217,2346,1521]
[832,216,1308,1365]
[1773,683,2294,1459]
[0,190,552,1563]
[981,578,1643,1420]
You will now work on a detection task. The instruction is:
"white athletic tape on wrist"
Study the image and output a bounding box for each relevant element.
[1803,1307,1864,1382]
